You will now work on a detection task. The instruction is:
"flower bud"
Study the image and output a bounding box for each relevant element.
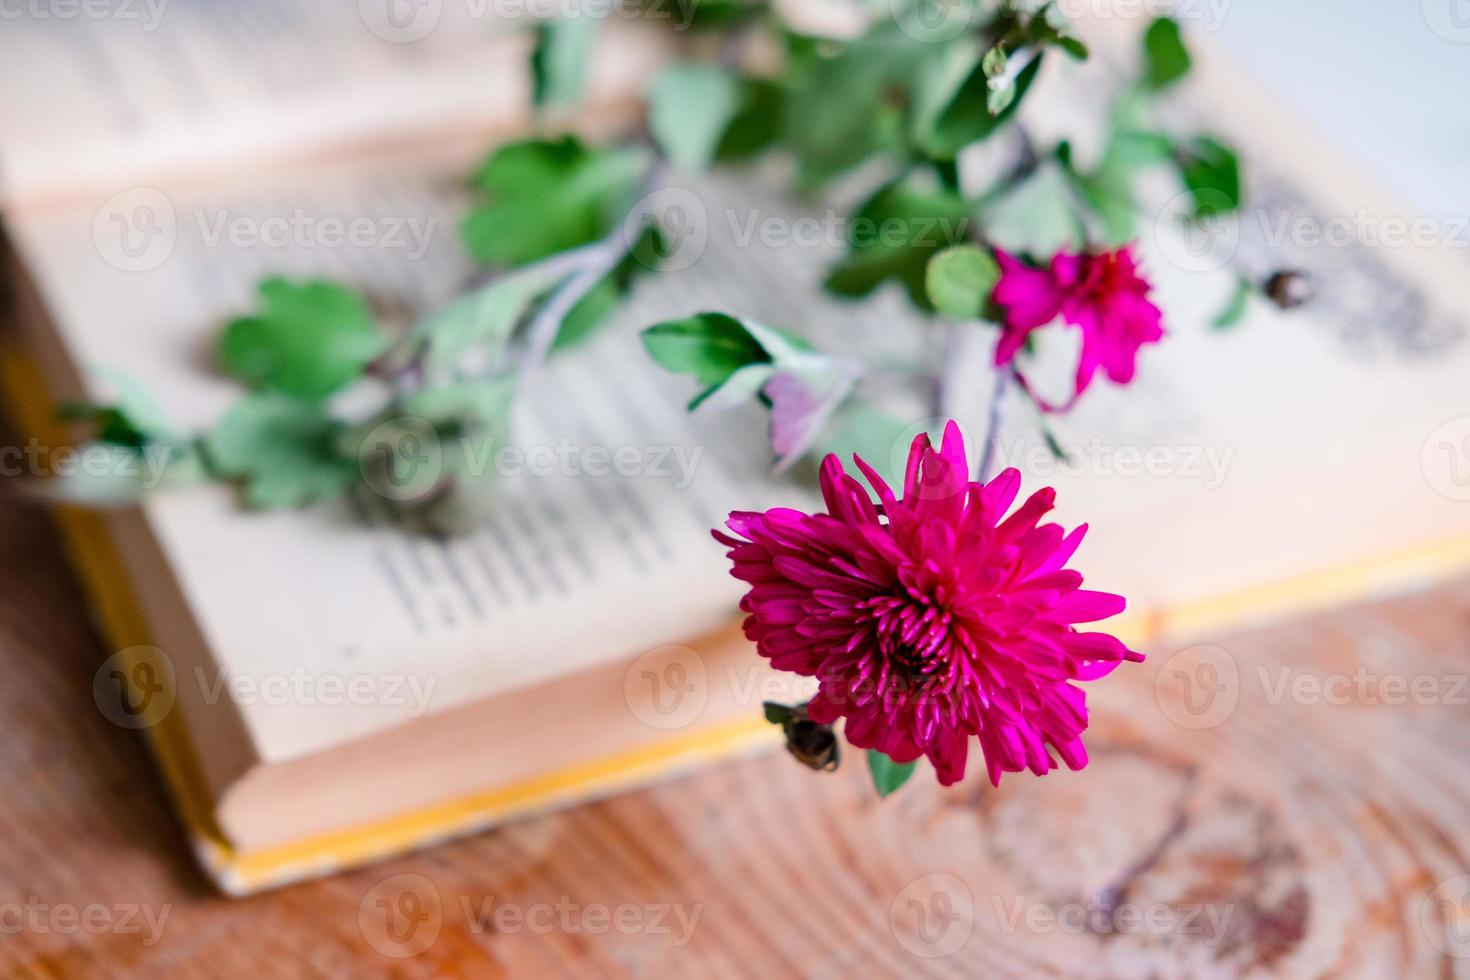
[1264,270,1312,309]
[785,716,839,771]
[765,701,839,771]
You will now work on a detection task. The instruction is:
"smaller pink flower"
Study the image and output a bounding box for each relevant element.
[992,245,1164,409]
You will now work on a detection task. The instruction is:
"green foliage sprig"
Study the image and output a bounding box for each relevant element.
[55,3,1280,557]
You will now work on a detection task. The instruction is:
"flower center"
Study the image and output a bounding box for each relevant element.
[1077,251,1121,303]
[867,591,954,681]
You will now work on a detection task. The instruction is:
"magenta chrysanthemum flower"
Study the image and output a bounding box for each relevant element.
[992,244,1164,408]
[714,421,1143,787]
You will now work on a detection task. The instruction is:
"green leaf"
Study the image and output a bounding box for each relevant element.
[908,40,982,149]
[1176,136,1241,218]
[1055,35,1089,61]
[642,312,825,415]
[649,63,742,173]
[1080,177,1138,245]
[530,17,598,108]
[1066,159,1137,246]
[205,394,355,508]
[410,379,515,477]
[1109,129,1175,168]
[980,162,1085,257]
[1029,3,1089,61]
[1212,275,1253,330]
[825,177,974,310]
[867,750,918,798]
[986,80,1016,116]
[691,362,775,412]
[220,279,385,401]
[61,369,179,449]
[715,77,783,162]
[922,53,1043,160]
[415,222,663,371]
[58,403,153,449]
[641,313,770,392]
[1061,121,1173,246]
[1042,425,1068,462]
[661,0,763,31]
[404,380,514,434]
[1143,17,1191,90]
[414,273,550,376]
[780,26,924,188]
[763,701,794,725]
[925,245,997,320]
[981,45,1006,78]
[461,136,649,266]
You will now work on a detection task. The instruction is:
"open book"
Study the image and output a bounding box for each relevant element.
[3,7,1469,893]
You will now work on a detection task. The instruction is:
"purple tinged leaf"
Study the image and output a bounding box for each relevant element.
[765,362,861,472]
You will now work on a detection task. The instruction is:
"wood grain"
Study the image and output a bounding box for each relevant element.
[1,489,1469,978]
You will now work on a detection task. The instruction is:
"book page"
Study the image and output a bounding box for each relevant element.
[10,22,1470,769]
[0,0,670,204]
[4,151,924,764]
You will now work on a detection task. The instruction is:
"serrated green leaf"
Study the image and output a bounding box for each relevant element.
[205,394,355,508]
[867,750,918,798]
[649,63,742,173]
[530,17,598,108]
[461,136,649,266]
[219,279,385,401]
[925,245,998,320]
[1143,17,1191,89]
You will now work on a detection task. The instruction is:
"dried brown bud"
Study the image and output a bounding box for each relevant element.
[785,717,839,771]
[765,702,839,771]
[1264,270,1312,310]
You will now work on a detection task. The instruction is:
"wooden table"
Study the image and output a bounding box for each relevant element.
[2,495,1469,979]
